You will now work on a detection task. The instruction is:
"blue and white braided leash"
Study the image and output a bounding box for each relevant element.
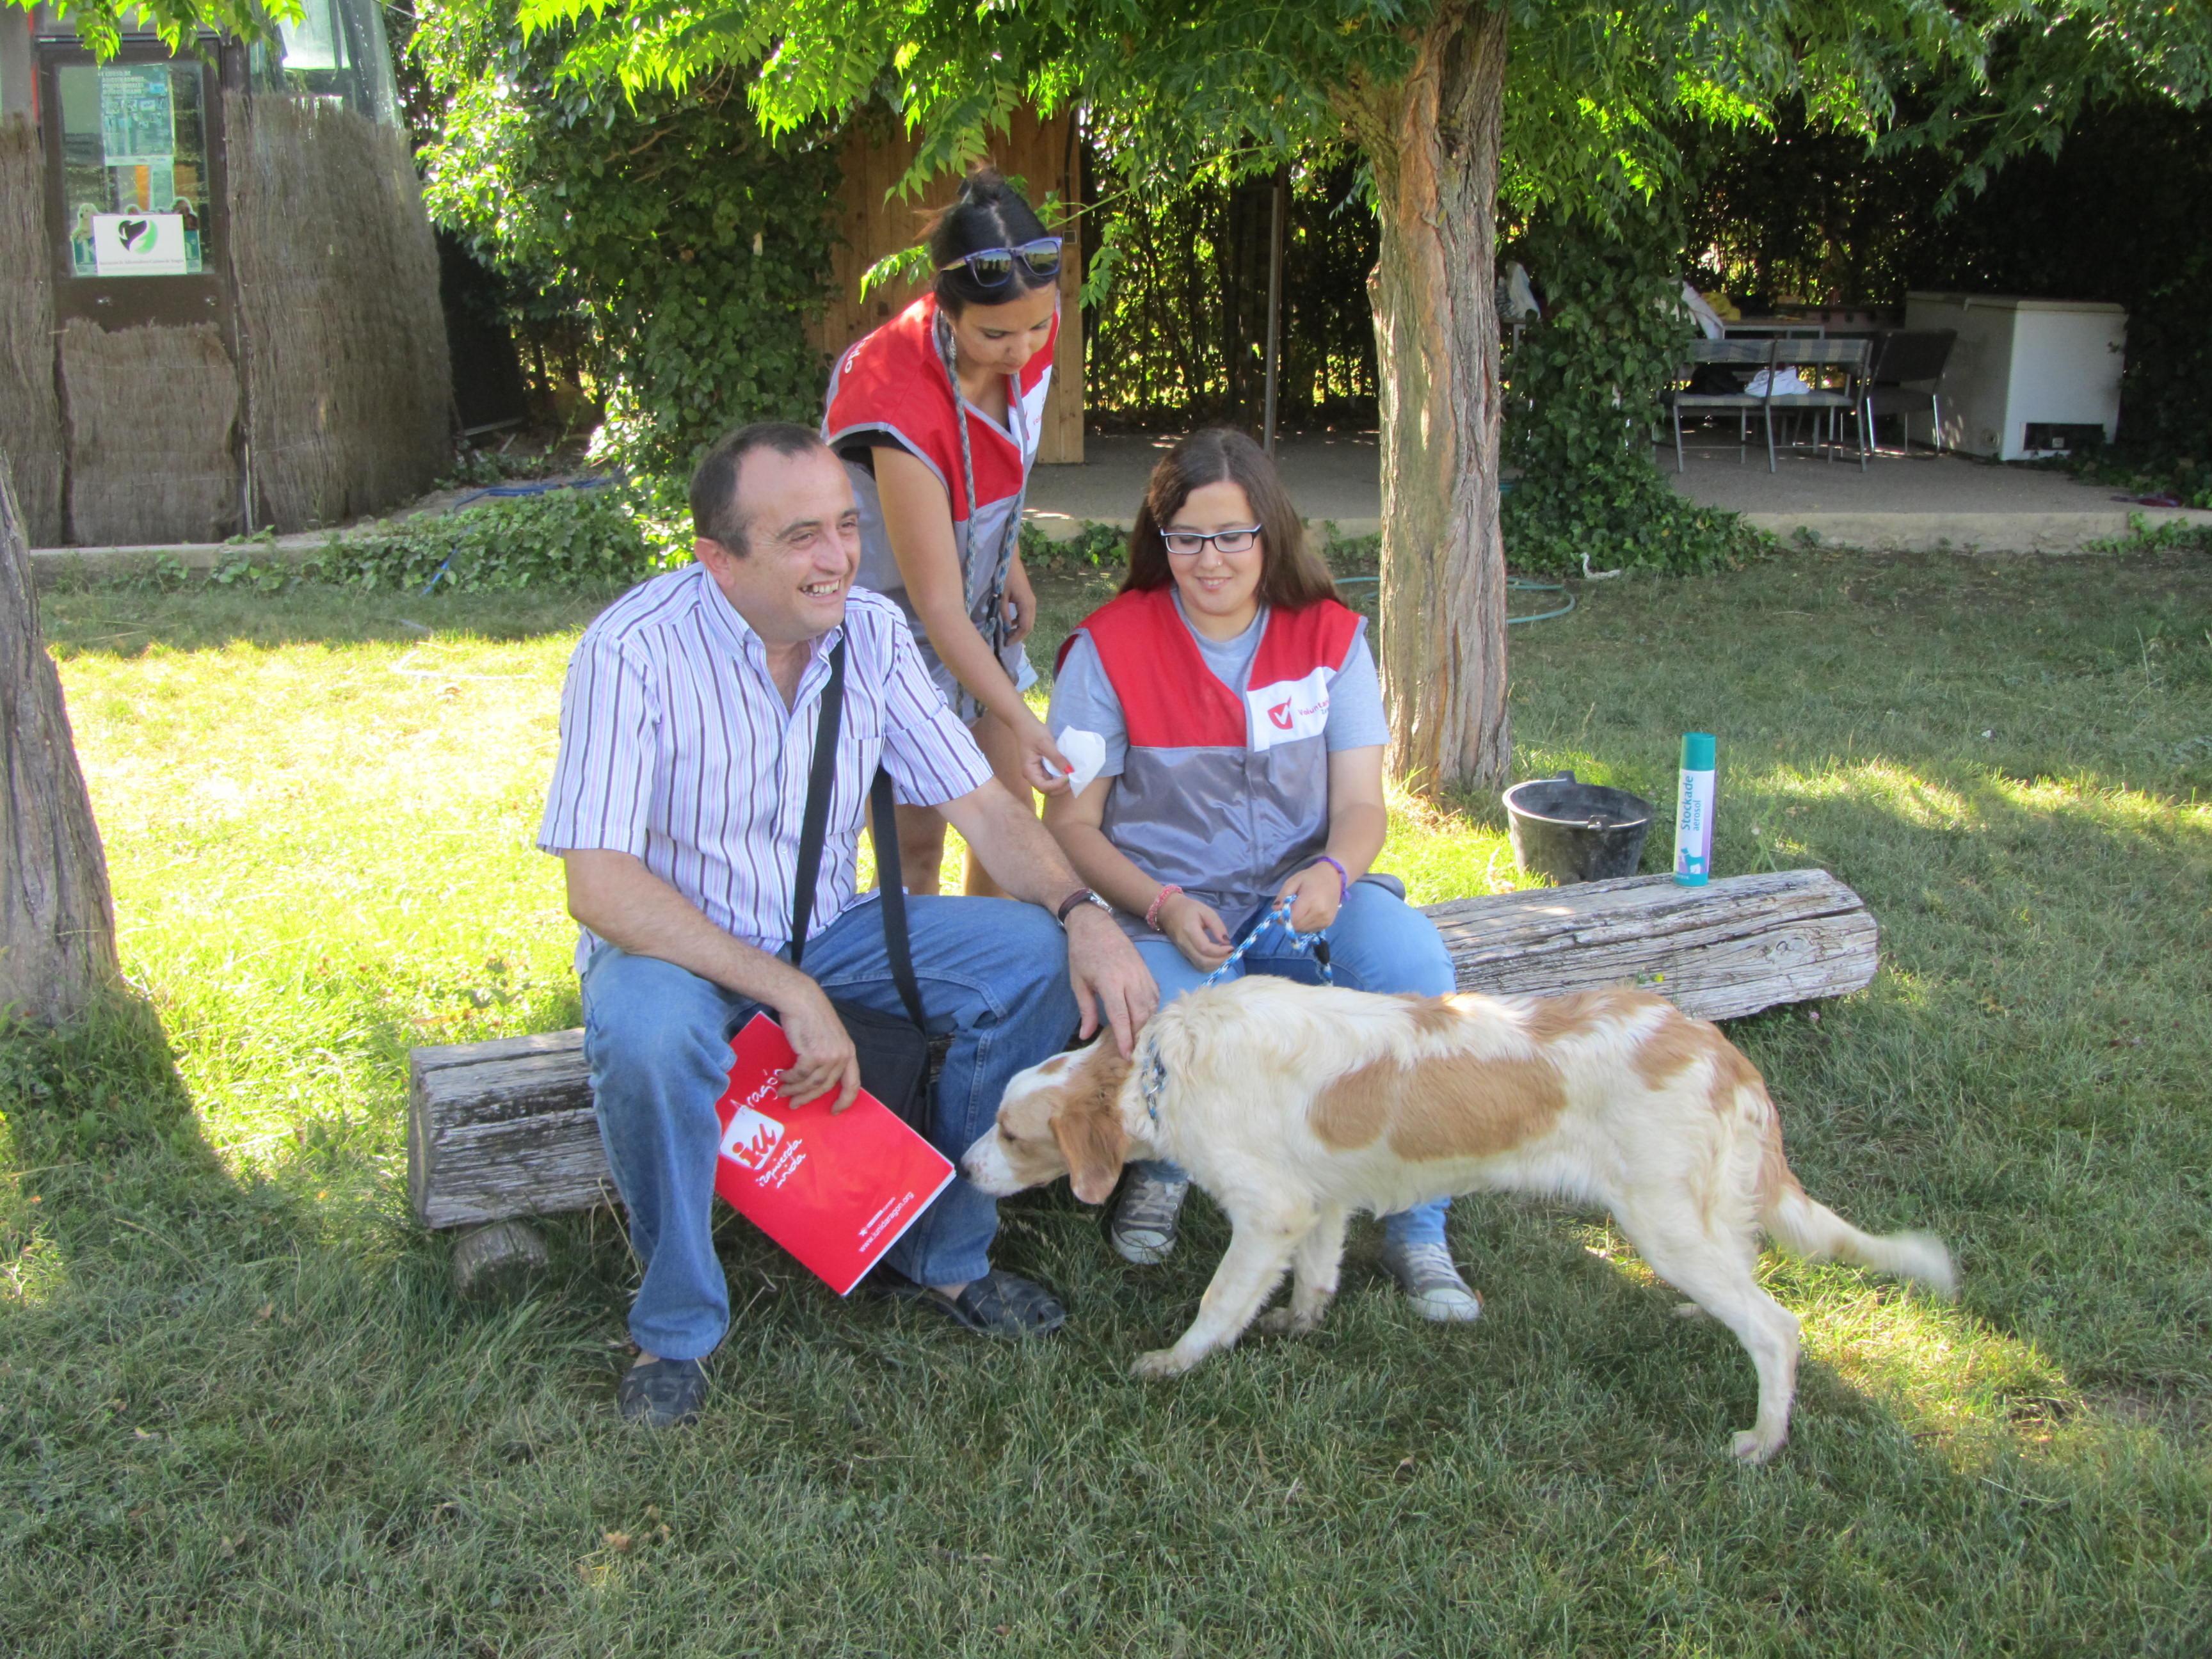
[1143,898,1332,1123]
[1199,896,1333,988]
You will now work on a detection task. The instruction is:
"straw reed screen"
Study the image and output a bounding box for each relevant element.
[224,94,451,531]
[59,318,241,545]
[0,118,65,547]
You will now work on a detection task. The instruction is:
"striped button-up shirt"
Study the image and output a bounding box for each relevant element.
[538,565,995,968]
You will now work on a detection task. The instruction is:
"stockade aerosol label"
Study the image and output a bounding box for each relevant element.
[1674,732,1716,886]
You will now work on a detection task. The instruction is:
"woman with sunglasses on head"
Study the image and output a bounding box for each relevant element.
[824,168,1071,895]
[1042,428,1482,1320]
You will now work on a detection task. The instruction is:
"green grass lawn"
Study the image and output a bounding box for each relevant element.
[4,544,2209,1655]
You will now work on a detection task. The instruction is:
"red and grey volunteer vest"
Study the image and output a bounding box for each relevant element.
[822,295,1055,712]
[1059,586,1364,938]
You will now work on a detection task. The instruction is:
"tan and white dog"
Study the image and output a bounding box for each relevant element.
[961,975,1955,1463]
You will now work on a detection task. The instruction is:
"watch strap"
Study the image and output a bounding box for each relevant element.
[1055,887,1105,924]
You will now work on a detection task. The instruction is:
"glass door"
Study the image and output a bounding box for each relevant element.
[38,36,234,336]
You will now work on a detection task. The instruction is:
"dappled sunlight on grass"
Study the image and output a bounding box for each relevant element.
[1987,770,2212,839]
[0,1114,65,1315]
[1568,1207,2117,1474]
[1813,760,1977,833]
[60,623,588,1190]
[0,1226,65,1313]
[1796,1276,2067,1456]
[1381,778,1532,902]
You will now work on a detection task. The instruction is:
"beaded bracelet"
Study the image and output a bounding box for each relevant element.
[1309,854,1350,901]
[1144,884,1184,929]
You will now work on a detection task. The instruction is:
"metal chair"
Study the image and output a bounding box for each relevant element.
[1765,336,1872,470]
[1664,338,1775,472]
[1861,330,1956,453]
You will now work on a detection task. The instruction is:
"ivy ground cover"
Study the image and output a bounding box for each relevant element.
[4,546,2208,1655]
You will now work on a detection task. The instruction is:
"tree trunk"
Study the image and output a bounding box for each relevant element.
[0,453,119,1025]
[1350,1,1511,793]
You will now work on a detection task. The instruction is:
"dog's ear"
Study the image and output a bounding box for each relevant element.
[1051,1058,1130,1205]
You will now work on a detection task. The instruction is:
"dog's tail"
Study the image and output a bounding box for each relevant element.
[1754,1107,1957,1298]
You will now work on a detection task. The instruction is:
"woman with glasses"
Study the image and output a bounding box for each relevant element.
[1042,428,1482,1320]
[824,168,1071,895]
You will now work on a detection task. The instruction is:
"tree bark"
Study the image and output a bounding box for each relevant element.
[0,453,119,1025]
[1348,1,1512,793]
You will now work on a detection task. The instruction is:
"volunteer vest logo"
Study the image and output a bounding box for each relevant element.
[1064,586,1358,750]
[1247,668,1333,752]
[1066,586,1362,928]
[720,1104,786,1172]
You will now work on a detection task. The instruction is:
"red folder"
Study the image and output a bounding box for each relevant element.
[712,1013,956,1295]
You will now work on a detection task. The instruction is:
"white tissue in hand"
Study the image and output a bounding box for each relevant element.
[1055,727,1108,795]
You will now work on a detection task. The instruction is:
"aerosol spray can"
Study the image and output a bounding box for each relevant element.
[1674,733,1716,886]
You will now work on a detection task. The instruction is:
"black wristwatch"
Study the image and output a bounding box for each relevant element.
[1054,887,1112,927]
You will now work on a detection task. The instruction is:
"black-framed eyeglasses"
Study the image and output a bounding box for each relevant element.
[1161,526,1262,557]
[940,237,1063,287]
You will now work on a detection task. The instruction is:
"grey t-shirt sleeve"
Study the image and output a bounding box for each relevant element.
[1326,622,1389,751]
[1044,633,1131,778]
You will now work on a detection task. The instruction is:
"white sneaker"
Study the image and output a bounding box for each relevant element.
[1381,1239,1483,1322]
[1109,1169,1190,1265]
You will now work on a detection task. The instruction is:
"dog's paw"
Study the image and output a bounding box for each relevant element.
[1674,1301,1709,1320]
[1730,1427,1786,1465]
[1130,1347,1195,1381]
[1254,1307,1322,1337]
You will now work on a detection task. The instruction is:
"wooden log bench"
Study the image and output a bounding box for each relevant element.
[410,868,1877,1293]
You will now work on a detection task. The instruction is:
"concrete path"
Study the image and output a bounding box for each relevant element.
[33,432,2207,579]
[1667,445,2209,552]
[1027,431,1385,538]
[1027,430,2211,552]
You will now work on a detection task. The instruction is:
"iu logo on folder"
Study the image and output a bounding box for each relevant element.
[710,1013,956,1295]
[719,1103,785,1172]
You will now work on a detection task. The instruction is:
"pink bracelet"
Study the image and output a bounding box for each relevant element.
[1144,884,1183,929]
[1310,855,1350,900]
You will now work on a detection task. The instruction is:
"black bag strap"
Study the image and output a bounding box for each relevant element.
[787,637,927,1028]
[869,769,928,1028]
[787,637,846,970]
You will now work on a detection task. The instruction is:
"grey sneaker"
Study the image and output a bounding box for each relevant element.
[1109,1169,1191,1265]
[1381,1240,1483,1322]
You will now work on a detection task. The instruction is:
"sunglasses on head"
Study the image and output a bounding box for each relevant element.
[940,236,1063,288]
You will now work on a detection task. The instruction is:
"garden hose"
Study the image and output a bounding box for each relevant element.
[426,473,618,593]
[1332,573,1576,625]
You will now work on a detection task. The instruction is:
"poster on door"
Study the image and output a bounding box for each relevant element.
[98,67,175,168]
[92,213,189,277]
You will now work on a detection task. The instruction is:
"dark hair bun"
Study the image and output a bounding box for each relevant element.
[929,166,1054,314]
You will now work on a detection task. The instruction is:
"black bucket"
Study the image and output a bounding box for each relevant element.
[1503,771,1655,885]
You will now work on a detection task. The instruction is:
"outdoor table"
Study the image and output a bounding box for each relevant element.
[1722,317,1827,337]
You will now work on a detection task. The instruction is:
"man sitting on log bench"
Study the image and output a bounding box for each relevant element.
[538,422,1153,1429]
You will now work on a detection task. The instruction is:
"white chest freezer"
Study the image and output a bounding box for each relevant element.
[1903,291,2127,460]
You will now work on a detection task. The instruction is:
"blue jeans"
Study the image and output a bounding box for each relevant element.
[581,894,1077,1361]
[1132,878,1458,1248]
